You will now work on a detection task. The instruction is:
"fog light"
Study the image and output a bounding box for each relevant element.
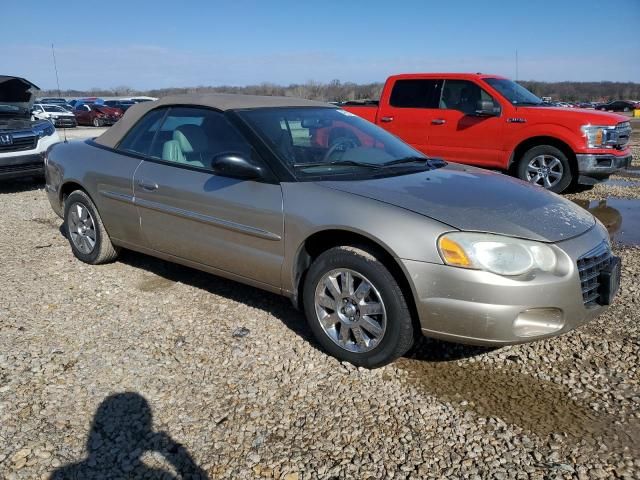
[513,308,564,338]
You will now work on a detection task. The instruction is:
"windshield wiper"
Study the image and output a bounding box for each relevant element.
[292,160,383,169]
[381,156,429,167]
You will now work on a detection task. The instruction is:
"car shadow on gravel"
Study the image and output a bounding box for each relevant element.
[117,250,493,364]
[49,392,209,479]
[0,177,44,194]
[118,250,320,347]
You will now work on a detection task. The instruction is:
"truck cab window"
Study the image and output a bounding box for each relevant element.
[389,80,442,108]
[439,80,497,115]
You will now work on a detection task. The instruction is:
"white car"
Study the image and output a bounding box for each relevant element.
[32,104,77,128]
[1,77,61,180]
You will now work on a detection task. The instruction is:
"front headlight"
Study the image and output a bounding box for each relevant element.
[438,232,557,276]
[33,122,55,138]
[581,125,616,149]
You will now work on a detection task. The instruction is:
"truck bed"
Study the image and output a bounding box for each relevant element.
[340,101,379,123]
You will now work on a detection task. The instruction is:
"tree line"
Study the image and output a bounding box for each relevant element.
[41,79,640,102]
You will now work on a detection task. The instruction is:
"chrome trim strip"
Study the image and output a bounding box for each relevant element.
[99,190,135,204]
[135,197,281,241]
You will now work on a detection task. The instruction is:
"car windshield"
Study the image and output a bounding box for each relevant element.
[239,107,439,179]
[43,105,66,112]
[484,78,543,106]
[0,104,21,112]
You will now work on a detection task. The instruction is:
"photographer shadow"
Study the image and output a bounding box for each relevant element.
[49,392,208,480]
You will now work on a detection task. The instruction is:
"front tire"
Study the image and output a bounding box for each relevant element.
[302,246,414,368]
[92,117,102,127]
[517,145,573,194]
[64,190,118,264]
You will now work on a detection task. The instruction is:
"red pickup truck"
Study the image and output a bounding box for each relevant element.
[342,73,633,193]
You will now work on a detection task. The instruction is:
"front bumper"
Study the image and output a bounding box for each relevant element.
[403,224,612,345]
[53,117,77,128]
[0,133,60,180]
[576,153,633,183]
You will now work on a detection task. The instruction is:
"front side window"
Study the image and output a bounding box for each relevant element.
[239,107,437,180]
[389,79,442,108]
[439,80,498,115]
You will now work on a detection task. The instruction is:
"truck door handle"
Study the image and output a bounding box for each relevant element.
[137,180,158,191]
[431,119,446,125]
[380,116,394,123]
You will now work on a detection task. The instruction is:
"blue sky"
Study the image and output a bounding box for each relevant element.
[3,0,639,90]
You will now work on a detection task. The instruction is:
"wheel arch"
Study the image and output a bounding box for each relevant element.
[508,136,578,177]
[290,228,421,331]
[59,181,91,209]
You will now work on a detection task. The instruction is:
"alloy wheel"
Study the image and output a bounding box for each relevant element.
[314,268,387,353]
[525,154,564,189]
[67,202,97,254]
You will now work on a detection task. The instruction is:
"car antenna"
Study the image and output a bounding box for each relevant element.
[51,43,68,143]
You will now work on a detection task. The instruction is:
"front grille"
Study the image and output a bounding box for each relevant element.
[577,241,613,306]
[614,121,631,149]
[0,134,37,153]
[0,162,42,174]
[54,118,76,127]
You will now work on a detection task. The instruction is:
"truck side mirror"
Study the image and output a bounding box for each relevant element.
[475,100,501,117]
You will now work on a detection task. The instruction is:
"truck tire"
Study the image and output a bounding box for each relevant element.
[64,190,119,264]
[302,246,414,368]
[517,145,573,194]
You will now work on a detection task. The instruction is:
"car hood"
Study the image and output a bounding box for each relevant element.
[0,117,39,131]
[519,105,628,124]
[0,76,39,118]
[317,163,595,243]
[93,106,119,114]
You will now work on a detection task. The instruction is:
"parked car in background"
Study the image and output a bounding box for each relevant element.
[595,100,636,112]
[129,97,157,103]
[44,94,619,367]
[342,73,632,193]
[32,104,77,128]
[104,100,135,112]
[73,103,123,127]
[0,75,60,180]
[39,97,66,104]
[38,97,74,111]
[577,101,596,109]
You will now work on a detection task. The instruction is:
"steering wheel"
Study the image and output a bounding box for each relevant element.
[322,137,359,162]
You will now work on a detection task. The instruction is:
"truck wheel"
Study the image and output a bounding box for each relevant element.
[302,246,414,368]
[517,145,573,194]
[64,190,119,264]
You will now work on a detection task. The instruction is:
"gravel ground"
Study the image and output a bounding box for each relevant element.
[0,147,639,479]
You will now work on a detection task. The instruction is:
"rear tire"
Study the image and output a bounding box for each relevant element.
[517,145,573,194]
[64,190,118,264]
[302,246,414,368]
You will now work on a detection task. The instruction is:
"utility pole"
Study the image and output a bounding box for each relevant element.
[51,43,62,97]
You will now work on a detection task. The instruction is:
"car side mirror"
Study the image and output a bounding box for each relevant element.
[210,153,264,180]
[475,100,501,117]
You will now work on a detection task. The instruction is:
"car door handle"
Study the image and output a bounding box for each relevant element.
[137,180,158,191]
[431,119,446,125]
[380,116,394,123]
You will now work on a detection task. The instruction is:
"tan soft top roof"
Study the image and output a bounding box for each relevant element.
[95,93,333,148]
